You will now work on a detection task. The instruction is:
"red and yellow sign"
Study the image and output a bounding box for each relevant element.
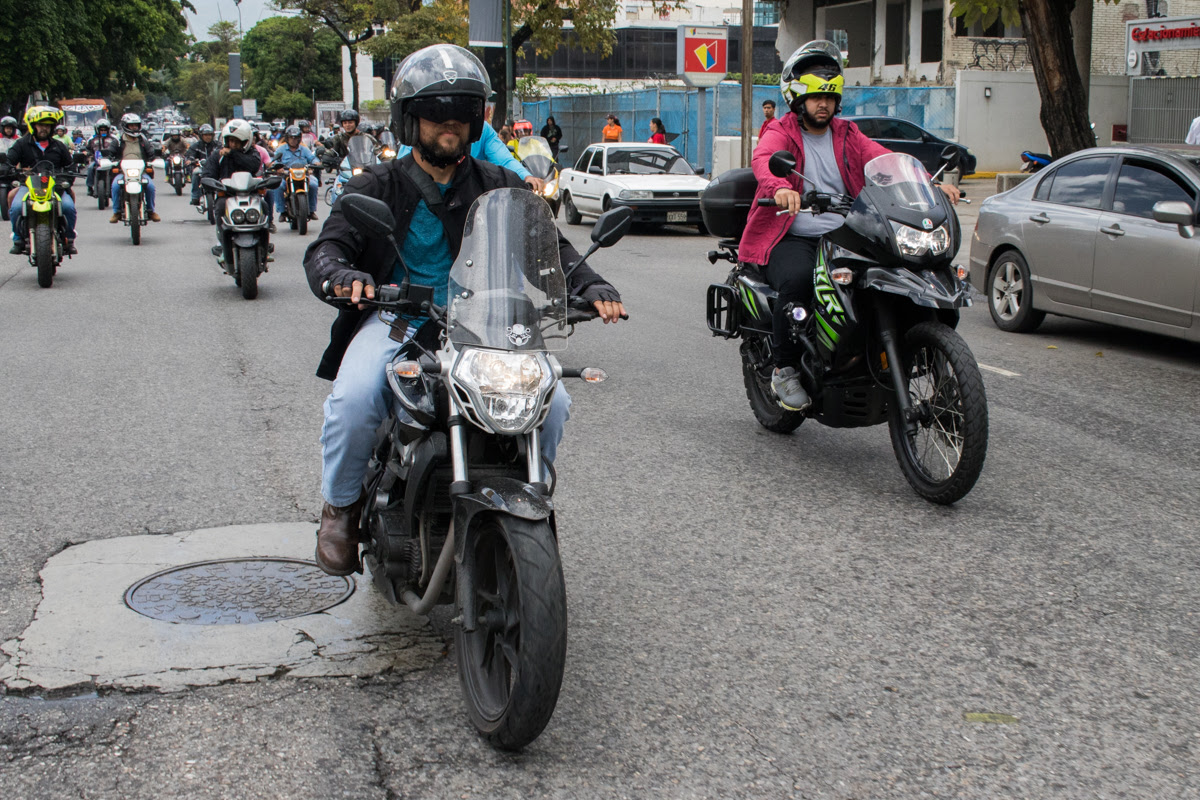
[677,26,728,87]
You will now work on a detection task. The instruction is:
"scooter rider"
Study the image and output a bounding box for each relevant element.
[270,125,319,222]
[739,40,958,412]
[186,124,218,205]
[106,113,162,223]
[85,119,116,197]
[202,119,263,255]
[302,44,626,575]
[7,106,79,255]
[0,116,19,140]
[326,109,365,161]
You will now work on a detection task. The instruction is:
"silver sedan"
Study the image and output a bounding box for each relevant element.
[969,145,1200,342]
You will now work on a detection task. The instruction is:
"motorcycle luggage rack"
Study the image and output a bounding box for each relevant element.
[706,283,740,339]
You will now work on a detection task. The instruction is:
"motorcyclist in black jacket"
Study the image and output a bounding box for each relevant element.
[105,113,161,223]
[186,124,218,205]
[202,119,263,254]
[302,44,626,575]
[7,106,79,254]
[84,119,116,197]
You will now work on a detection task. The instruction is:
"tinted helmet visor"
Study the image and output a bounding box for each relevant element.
[408,96,483,126]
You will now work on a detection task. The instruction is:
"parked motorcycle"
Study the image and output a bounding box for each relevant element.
[101,156,165,245]
[703,148,988,504]
[168,153,187,195]
[328,188,631,750]
[516,135,561,218]
[201,171,282,300]
[2,157,79,288]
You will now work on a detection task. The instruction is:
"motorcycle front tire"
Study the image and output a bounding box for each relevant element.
[128,194,141,245]
[455,515,566,751]
[887,321,988,505]
[297,197,308,235]
[34,215,53,288]
[236,245,258,300]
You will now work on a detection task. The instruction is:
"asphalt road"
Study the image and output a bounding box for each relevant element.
[1,178,1198,798]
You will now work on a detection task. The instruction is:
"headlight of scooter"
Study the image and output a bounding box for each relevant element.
[542,178,558,198]
[231,208,246,224]
[244,208,261,224]
[892,222,951,257]
[452,349,552,433]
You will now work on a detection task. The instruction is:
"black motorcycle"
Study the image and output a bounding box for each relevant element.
[168,152,187,195]
[328,188,631,750]
[703,148,987,504]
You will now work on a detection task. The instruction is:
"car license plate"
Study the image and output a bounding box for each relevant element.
[667,211,687,223]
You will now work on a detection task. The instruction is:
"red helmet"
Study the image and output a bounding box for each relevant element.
[512,119,533,138]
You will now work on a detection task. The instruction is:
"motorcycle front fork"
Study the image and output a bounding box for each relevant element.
[876,303,918,433]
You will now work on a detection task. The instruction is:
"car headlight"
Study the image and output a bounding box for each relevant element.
[893,223,951,256]
[542,179,558,198]
[453,349,550,433]
[244,208,261,224]
[618,189,652,200]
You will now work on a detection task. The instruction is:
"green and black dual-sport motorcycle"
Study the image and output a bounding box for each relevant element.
[703,149,988,505]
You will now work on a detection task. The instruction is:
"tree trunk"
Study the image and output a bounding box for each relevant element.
[1019,0,1094,159]
[1071,0,1092,109]
[348,46,360,111]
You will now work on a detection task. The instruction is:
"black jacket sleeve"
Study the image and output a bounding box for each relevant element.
[303,170,384,302]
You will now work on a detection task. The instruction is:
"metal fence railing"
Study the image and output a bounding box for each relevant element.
[523,84,958,174]
[1128,76,1200,144]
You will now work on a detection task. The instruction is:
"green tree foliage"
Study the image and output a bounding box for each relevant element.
[0,0,191,111]
[192,20,241,63]
[242,16,341,102]
[175,61,236,125]
[262,85,315,121]
[363,0,468,64]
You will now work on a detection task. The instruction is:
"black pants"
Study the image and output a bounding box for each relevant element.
[764,234,821,366]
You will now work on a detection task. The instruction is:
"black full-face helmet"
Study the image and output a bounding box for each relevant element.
[391,44,491,147]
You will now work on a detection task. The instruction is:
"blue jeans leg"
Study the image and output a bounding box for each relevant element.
[191,172,202,200]
[143,179,156,214]
[60,192,76,240]
[10,187,26,242]
[541,383,571,464]
[110,178,121,208]
[307,177,318,214]
[86,163,96,192]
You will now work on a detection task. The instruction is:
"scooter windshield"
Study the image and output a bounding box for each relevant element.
[516,136,556,180]
[863,152,941,212]
[447,188,568,352]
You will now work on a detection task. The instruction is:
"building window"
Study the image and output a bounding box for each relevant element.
[754,1,781,25]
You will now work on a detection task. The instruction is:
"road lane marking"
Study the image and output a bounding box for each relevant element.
[979,363,1020,377]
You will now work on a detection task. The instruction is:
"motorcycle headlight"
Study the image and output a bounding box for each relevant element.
[244,208,261,224]
[352,167,363,176]
[231,208,246,224]
[381,148,395,159]
[542,179,558,198]
[172,156,181,164]
[452,349,551,433]
[124,168,141,180]
[618,189,652,200]
[893,223,951,257]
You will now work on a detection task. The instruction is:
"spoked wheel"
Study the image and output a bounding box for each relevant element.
[236,245,258,300]
[128,195,141,245]
[740,339,804,434]
[33,217,54,288]
[455,515,567,751]
[887,322,988,505]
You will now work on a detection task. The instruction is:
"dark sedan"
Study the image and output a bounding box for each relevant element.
[846,116,976,176]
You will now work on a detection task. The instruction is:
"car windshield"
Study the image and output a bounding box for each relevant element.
[606,149,693,175]
[447,188,568,352]
[863,152,940,211]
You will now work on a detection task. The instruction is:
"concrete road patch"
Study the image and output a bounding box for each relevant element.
[0,524,443,693]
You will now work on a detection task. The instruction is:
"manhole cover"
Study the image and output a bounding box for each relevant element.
[124,558,355,625]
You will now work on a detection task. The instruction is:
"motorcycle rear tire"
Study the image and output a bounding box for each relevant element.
[128,195,141,245]
[236,245,258,300]
[455,515,566,751]
[741,340,804,434]
[34,217,54,288]
[886,322,988,505]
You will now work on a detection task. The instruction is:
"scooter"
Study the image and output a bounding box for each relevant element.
[516,135,561,218]
[201,171,282,300]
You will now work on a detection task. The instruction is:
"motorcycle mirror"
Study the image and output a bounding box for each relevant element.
[261,174,283,190]
[768,150,797,178]
[591,206,633,247]
[201,176,223,191]
[339,193,397,238]
[72,151,88,165]
[938,145,960,172]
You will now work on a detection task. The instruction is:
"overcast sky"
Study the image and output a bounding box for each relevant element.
[183,0,287,40]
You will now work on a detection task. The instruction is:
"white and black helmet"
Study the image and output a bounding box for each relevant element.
[391,44,491,147]
[120,113,143,136]
[220,118,253,145]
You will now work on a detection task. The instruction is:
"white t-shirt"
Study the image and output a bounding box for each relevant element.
[788,127,848,238]
[1186,116,1200,145]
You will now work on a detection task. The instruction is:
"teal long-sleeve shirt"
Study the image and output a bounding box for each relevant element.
[393,123,529,180]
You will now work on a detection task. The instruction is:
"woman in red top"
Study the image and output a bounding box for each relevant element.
[648,117,666,144]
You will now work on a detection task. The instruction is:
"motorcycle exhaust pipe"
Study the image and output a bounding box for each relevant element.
[401,519,455,616]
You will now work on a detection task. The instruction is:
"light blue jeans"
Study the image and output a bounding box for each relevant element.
[272,178,318,215]
[112,175,156,213]
[321,313,571,506]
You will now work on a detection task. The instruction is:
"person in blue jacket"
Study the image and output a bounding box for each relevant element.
[269,125,320,221]
[393,120,545,192]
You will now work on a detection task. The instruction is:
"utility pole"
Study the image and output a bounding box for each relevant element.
[504,0,514,121]
[233,0,243,39]
[740,0,753,168]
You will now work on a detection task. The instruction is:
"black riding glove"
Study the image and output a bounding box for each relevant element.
[578,281,621,305]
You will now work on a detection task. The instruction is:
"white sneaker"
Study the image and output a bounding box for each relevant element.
[771,367,811,412]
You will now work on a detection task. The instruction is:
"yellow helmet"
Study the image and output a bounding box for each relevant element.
[24,105,64,134]
[781,40,844,111]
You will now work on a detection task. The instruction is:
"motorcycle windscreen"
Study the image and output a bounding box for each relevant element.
[862,152,941,211]
[346,135,377,169]
[447,188,568,352]
[516,136,553,161]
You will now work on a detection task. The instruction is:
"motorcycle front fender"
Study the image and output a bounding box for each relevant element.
[125,183,143,195]
[861,266,970,310]
[232,232,260,248]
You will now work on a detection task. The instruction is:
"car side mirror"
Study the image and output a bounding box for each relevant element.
[768,150,797,178]
[938,145,961,172]
[591,206,633,247]
[559,144,569,154]
[339,192,396,238]
[588,165,603,175]
[1152,200,1195,239]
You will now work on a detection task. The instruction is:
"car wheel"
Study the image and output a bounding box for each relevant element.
[563,192,582,225]
[988,250,1046,333]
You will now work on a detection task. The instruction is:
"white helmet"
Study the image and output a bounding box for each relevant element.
[220,118,253,145]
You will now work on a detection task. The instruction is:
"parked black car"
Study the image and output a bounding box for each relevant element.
[845,116,977,176]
